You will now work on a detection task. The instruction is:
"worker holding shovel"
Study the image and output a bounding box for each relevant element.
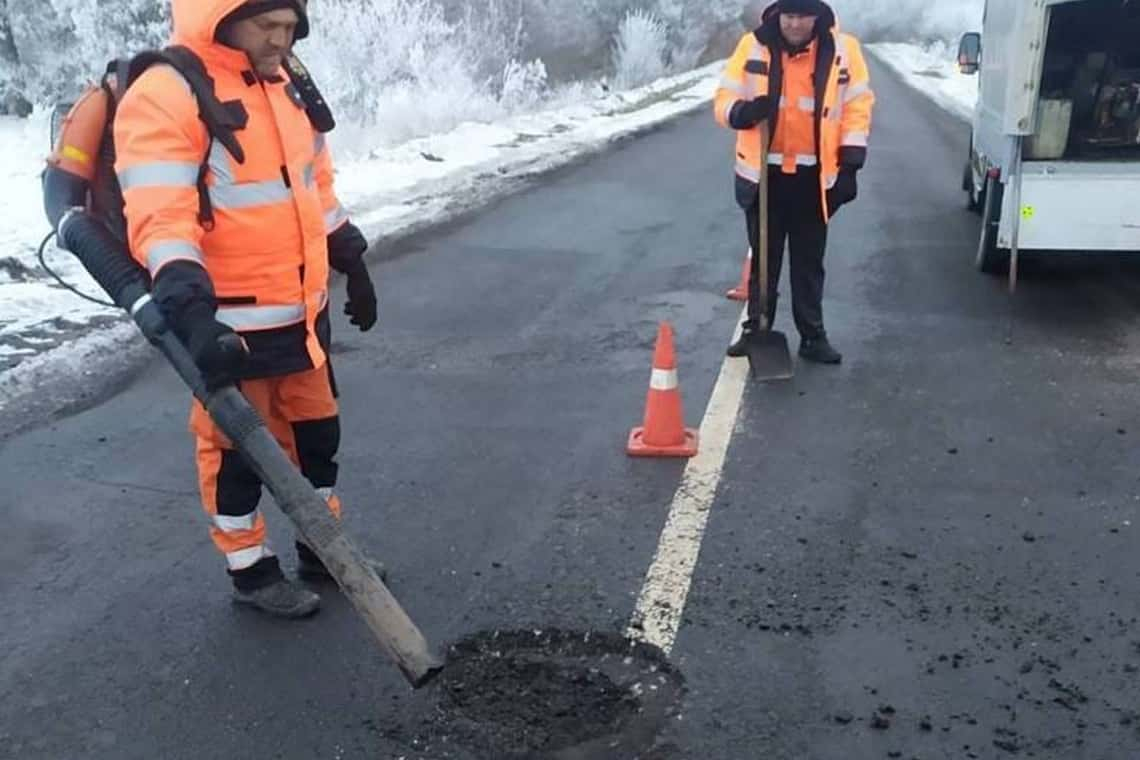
[715,0,875,366]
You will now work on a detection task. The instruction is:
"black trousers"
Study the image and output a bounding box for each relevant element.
[745,168,828,340]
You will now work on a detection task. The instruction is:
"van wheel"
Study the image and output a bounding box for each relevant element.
[976,174,1008,275]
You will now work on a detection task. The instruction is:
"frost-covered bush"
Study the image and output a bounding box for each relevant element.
[611,9,668,90]
[0,0,743,118]
[0,0,988,133]
[3,0,167,107]
[305,0,550,152]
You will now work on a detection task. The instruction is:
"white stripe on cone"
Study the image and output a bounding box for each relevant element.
[650,368,679,391]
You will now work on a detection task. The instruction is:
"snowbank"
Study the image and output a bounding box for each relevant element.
[869,42,978,122]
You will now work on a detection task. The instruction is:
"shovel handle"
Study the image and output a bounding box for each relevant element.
[757,124,771,331]
[206,388,445,688]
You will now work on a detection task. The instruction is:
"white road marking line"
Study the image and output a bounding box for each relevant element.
[628,310,750,654]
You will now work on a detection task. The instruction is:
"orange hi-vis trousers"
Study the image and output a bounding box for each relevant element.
[189,364,340,587]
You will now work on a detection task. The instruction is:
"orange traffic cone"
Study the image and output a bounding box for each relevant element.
[627,321,699,458]
[726,248,751,301]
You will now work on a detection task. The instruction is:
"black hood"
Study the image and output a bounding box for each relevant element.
[756,0,837,45]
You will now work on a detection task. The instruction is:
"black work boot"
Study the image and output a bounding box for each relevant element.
[232,578,321,618]
[799,334,842,365]
[726,323,758,358]
[296,541,389,584]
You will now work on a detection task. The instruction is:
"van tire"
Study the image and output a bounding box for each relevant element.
[976,174,1008,275]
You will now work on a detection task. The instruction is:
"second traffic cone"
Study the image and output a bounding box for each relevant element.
[726,248,751,301]
[627,321,699,458]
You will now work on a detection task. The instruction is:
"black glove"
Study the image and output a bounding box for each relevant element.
[826,168,858,216]
[344,265,377,332]
[182,305,248,391]
[327,222,369,275]
[730,96,773,130]
[326,221,377,331]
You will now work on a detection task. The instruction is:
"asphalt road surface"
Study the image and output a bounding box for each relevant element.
[3,57,1140,759]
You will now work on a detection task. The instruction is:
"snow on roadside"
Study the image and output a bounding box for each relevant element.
[868,41,978,122]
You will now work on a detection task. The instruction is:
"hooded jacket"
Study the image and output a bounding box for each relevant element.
[114,0,348,378]
[714,0,875,221]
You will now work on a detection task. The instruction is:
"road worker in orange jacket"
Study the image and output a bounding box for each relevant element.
[113,0,380,618]
[715,0,874,364]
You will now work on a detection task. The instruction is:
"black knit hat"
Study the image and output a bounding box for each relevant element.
[220,0,310,40]
[777,0,825,15]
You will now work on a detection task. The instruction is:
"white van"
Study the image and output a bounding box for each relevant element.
[958,0,1140,274]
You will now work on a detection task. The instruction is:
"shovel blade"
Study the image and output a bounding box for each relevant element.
[746,330,794,381]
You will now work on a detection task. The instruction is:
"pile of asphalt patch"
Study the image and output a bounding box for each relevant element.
[384,629,685,759]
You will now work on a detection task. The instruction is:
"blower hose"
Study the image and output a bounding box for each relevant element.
[35,229,117,309]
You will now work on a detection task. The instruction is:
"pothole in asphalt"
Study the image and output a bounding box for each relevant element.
[386,629,685,759]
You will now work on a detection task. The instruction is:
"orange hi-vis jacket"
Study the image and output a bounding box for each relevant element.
[769,40,822,176]
[114,0,348,377]
[714,1,874,221]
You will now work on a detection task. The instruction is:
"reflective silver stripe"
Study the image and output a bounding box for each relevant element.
[825,173,838,189]
[829,101,843,123]
[798,96,815,112]
[844,81,870,103]
[117,161,199,190]
[735,160,760,182]
[208,139,234,184]
[743,73,762,98]
[842,131,869,147]
[314,133,327,156]
[216,302,305,331]
[209,179,292,210]
[208,135,296,208]
[834,36,862,119]
[225,544,272,571]
[767,153,818,167]
[650,368,678,391]
[317,487,334,501]
[719,77,746,96]
[722,100,736,125]
[779,96,788,108]
[324,204,349,234]
[743,38,765,97]
[303,162,316,188]
[129,293,152,317]
[146,240,204,274]
[215,513,257,532]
